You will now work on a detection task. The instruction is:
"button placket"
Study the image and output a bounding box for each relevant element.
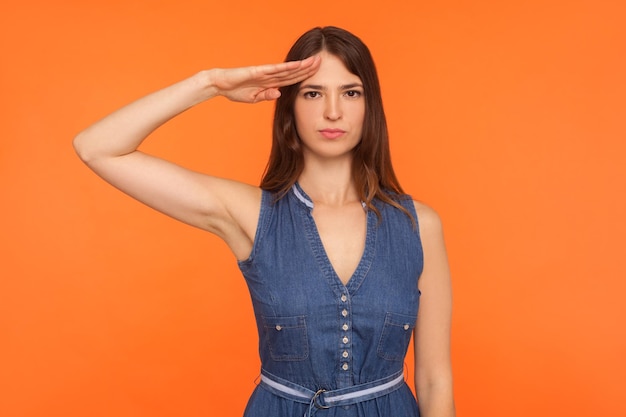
[339,292,351,373]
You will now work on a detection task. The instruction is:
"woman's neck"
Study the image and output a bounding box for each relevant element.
[298,158,358,207]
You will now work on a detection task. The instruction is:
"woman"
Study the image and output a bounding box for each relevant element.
[74,26,454,417]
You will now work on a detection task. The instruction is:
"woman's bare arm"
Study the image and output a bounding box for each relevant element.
[73,57,320,258]
[413,202,455,417]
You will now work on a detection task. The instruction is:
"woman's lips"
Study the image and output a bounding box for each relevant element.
[319,129,346,139]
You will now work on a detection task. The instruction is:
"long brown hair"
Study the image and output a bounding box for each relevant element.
[261,26,413,223]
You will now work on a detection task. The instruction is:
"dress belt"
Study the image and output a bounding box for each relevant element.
[259,369,405,414]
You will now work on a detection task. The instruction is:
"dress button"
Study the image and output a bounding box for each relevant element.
[342,363,349,371]
[342,336,349,344]
[342,351,349,358]
[341,294,347,302]
[275,325,282,331]
[403,324,410,330]
[341,309,348,317]
[342,324,349,331]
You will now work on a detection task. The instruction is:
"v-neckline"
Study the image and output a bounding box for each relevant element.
[292,183,376,293]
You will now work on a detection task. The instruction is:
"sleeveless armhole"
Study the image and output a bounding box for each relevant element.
[400,196,425,279]
[237,189,273,266]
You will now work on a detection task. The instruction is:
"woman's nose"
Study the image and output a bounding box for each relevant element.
[324,95,342,120]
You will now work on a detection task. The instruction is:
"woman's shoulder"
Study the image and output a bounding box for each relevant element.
[411,200,444,237]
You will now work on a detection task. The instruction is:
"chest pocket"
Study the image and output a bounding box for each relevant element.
[263,315,309,361]
[377,312,416,361]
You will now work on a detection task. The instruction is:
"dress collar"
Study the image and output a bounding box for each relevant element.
[291,183,314,209]
[291,182,367,211]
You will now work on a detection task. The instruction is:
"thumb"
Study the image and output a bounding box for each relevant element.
[258,88,281,102]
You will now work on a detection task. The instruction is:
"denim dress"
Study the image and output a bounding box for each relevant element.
[238,183,423,417]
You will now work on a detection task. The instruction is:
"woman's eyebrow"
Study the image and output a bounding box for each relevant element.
[299,84,324,91]
[299,83,364,90]
[341,83,364,90]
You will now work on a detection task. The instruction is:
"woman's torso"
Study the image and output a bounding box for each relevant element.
[237,183,423,416]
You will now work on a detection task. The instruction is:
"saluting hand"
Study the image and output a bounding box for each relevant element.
[208,55,321,103]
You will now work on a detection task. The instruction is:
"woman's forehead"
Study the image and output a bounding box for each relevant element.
[301,52,362,86]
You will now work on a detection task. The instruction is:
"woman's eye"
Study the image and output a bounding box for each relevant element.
[303,91,321,99]
[345,90,362,98]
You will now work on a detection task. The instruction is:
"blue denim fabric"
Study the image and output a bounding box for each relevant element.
[238,183,423,417]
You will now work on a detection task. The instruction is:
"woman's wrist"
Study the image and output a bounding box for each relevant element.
[192,69,220,103]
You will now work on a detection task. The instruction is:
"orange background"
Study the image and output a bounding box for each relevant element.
[1,1,625,416]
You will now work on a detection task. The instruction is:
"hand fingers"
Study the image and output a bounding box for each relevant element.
[258,55,320,76]
[260,65,318,89]
[220,55,320,99]
[254,55,321,85]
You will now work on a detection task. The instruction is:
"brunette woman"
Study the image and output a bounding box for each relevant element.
[74,26,455,417]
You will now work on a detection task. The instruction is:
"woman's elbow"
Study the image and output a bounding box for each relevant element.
[73,130,106,165]
[72,130,91,162]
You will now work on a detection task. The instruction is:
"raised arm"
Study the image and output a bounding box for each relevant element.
[73,56,320,259]
[413,202,456,417]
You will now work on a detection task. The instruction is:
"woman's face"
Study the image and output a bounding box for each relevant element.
[294,51,365,161]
